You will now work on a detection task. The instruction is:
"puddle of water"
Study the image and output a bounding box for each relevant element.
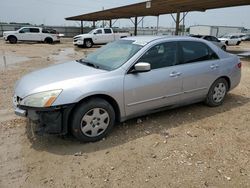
[50,48,90,64]
[50,48,75,64]
[0,52,29,69]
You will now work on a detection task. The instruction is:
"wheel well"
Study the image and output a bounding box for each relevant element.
[69,94,121,127]
[220,76,231,90]
[7,35,17,40]
[84,38,93,43]
[45,37,53,42]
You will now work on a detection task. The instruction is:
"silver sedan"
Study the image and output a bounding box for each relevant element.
[13,36,241,142]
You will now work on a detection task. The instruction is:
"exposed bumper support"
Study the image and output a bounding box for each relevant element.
[14,107,27,117]
[15,104,75,135]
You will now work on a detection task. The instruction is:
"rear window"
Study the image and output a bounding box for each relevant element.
[42,29,57,34]
[104,29,112,34]
[179,41,219,64]
[30,28,40,33]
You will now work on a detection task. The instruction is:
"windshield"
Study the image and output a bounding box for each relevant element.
[82,40,143,71]
[88,30,95,34]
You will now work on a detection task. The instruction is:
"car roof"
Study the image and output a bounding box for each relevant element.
[122,35,206,46]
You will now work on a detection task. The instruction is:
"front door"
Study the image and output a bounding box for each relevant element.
[124,42,183,117]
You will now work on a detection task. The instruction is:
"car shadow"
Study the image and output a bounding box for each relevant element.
[26,93,250,155]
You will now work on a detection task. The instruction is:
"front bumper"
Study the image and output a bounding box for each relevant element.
[15,104,75,135]
[73,39,84,45]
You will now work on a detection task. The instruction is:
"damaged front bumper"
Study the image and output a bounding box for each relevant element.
[15,104,75,135]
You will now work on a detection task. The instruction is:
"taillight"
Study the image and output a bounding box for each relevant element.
[237,62,242,68]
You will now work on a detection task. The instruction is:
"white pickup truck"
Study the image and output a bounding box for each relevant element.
[3,27,60,44]
[73,28,130,48]
[218,34,242,46]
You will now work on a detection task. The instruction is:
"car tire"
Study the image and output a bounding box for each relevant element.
[44,37,53,44]
[84,39,93,48]
[236,41,241,45]
[9,36,17,44]
[205,78,229,107]
[225,41,229,46]
[71,98,115,142]
[221,45,226,51]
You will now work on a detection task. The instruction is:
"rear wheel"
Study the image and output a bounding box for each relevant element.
[84,39,93,48]
[221,45,226,51]
[44,37,53,44]
[71,98,115,142]
[8,36,17,44]
[205,78,228,107]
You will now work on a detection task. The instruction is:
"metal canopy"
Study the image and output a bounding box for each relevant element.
[65,0,250,21]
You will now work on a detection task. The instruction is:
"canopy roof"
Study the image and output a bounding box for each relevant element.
[65,0,250,21]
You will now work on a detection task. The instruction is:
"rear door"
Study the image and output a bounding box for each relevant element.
[29,28,41,41]
[103,29,114,43]
[124,42,183,116]
[177,41,220,102]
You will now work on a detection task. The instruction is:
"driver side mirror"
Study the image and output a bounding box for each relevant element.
[133,62,151,73]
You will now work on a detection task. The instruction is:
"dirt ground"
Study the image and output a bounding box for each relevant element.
[0,39,249,188]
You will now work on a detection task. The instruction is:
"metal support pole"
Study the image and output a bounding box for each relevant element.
[182,12,185,35]
[156,15,159,35]
[109,20,112,28]
[134,16,138,36]
[175,11,180,36]
[93,21,96,28]
[80,21,83,34]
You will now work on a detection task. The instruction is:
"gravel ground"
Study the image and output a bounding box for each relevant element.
[0,39,249,188]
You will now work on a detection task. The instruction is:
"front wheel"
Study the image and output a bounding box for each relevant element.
[84,39,93,48]
[236,41,241,45]
[71,98,115,142]
[205,78,228,107]
[9,36,17,44]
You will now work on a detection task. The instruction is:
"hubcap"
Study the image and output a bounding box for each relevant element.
[212,82,226,103]
[80,108,110,137]
[86,41,92,47]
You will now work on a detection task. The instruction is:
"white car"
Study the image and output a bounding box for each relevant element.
[3,27,60,44]
[218,34,242,46]
[73,28,130,48]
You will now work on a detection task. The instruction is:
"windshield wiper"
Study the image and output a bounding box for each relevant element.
[77,59,99,69]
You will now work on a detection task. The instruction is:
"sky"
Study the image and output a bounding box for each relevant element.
[0,0,250,29]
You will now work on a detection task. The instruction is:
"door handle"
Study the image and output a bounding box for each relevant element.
[210,64,219,69]
[170,72,182,77]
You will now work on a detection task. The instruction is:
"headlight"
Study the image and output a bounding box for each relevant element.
[20,89,62,107]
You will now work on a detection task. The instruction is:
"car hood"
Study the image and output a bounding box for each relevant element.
[14,61,107,98]
[3,31,17,35]
[74,34,92,39]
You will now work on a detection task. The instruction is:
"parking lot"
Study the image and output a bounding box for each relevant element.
[0,39,250,188]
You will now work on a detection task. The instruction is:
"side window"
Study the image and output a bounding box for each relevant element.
[96,29,102,34]
[42,29,49,33]
[211,36,219,42]
[30,28,40,33]
[138,42,178,70]
[204,36,212,41]
[104,29,112,34]
[179,41,218,64]
[20,28,30,33]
